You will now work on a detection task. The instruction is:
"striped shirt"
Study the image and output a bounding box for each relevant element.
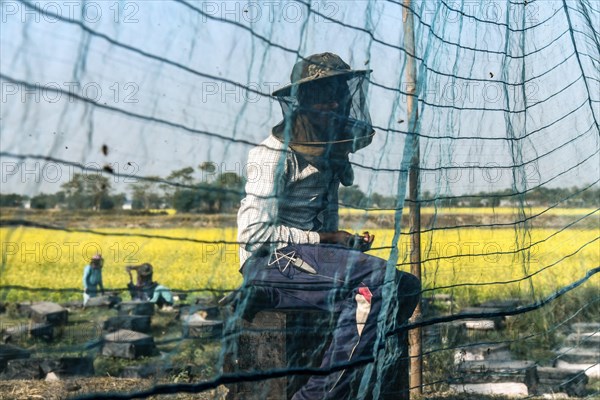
[237,135,340,267]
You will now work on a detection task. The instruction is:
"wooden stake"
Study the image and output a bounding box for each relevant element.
[403,0,422,397]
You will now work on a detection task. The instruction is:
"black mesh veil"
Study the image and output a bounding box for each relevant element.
[272,72,375,158]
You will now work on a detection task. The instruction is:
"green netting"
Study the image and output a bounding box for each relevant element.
[1,1,598,399]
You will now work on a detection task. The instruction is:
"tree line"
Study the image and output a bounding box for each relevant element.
[1,166,598,212]
[0,163,245,213]
[337,185,599,209]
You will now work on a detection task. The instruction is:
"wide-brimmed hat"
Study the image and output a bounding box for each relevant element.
[272,52,370,98]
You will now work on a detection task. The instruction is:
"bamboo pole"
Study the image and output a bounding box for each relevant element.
[403,0,422,397]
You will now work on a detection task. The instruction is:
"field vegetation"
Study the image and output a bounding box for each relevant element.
[0,208,598,398]
[0,207,597,305]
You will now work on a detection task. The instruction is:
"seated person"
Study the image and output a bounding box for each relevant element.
[126,263,173,307]
[235,53,420,399]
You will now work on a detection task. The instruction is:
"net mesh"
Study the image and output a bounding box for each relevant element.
[0,0,599,399]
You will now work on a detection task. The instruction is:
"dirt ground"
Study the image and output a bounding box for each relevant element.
[1,208,594,230]
[1,378,591,400]
[0,378,540,400]
[0,377,226,400]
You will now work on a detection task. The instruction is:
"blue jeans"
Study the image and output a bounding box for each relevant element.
[240,244,420,400]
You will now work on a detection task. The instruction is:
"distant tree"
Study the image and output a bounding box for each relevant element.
[30,193,59,209]
[579,186,600,207]
[99,196,115,210]
[167,167,195,185]
[339,185,368,209]
[490,195,501,207]
[162,166,246,213]
[61,173,88,209]
[199,161,217,184]
[88,175,112,210]
[212,172,245,212]
[0,194,27,207]
[199,182,217,212]
[61,173,113,210]
[131,177,163,209]
[163,167,196,207]
[469,196,484,207]
[370,192,396,209]
[108,193,127,209]
[172,189,200,212]
[54,191,66,206]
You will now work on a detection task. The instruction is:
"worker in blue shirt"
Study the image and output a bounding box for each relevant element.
[83,254,105,306]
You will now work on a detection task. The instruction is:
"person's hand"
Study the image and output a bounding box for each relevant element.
[319,231,375,251]
[318,230,354,246]
[354,231,375,252]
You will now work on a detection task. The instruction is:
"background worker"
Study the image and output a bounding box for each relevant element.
[82,254,105,306]
[126,263,174,308]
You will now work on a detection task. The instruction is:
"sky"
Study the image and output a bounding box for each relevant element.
[1,0,599,199]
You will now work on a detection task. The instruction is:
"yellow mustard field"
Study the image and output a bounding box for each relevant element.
[368,227,599,301]
[1,218,598,303]
[0,226,240,302]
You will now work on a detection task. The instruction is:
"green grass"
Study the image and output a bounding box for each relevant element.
[1,289,598,398]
